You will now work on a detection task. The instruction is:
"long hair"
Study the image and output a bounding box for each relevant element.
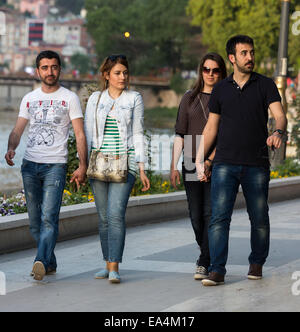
[99,55,129,91]
[189,52,227,104]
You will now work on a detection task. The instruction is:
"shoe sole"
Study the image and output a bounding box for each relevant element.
[109,278,121,284]
[194,274,209,280]
[32,261,46,281]
[202,279,224,286]
[95,275,108,279]
[248,275,262,280]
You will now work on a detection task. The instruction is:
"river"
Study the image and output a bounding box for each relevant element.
[0,110,28,192]
[0,110,176,193]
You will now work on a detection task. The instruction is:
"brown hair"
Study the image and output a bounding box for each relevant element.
[99,55,130,91]
[189,52,227,104]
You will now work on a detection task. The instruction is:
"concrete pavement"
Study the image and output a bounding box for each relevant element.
[0,198,300,312]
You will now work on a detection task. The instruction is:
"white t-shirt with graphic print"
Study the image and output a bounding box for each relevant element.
[18,86,83,164]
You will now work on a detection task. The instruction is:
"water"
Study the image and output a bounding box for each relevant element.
[0,110,28,192]
[0,111,177,193]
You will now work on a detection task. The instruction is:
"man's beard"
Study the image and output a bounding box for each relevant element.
[41,75,59,87]
[236,61,254,74]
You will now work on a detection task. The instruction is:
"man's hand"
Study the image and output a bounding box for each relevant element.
[70,166,87,191]
[170,169,181,189]
[5,149,16,166]
[266,132,283,150]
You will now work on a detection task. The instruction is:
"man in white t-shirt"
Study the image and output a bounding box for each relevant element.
[5,50,88,281]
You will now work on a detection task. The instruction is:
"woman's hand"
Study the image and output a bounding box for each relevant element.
[140,170,150,192]
[170,169,181,189]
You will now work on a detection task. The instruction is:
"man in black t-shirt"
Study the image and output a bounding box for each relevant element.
[196,35,287,286]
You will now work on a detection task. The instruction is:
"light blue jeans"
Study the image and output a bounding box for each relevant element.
[90,173,136,263]
[21,159,67,271]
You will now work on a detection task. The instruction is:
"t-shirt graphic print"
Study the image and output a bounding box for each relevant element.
[19,87,83,164]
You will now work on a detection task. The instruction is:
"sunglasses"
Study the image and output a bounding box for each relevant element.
[107,54,127,61]
[203,66,221,75]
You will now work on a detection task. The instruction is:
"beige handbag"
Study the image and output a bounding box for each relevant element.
[86,92,128,183]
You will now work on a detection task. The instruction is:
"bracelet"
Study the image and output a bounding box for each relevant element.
[205,158,213,163]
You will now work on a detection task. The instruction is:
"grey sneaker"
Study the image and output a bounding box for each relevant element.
[194,266,209,280]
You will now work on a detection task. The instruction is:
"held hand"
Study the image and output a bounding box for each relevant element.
[5,150,16,166]
[170,169,180,189]
[203,160,212,182]
[70,166,87,191]
[266,133,283,150]
[195,161,207,182]
[140,171,150,192]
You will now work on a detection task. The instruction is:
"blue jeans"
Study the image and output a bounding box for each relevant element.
[209,163,270,275]
[21,159,67,270]
[90,173,136,263]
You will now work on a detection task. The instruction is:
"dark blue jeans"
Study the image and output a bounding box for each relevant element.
[209,163,270,276]
[21,159,67,270]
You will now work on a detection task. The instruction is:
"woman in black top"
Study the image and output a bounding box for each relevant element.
[170,53,227,280]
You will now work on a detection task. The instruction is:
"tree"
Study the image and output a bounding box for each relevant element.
[55,0,84,15]
[186,0,299,75]
[70,53,92,75]
[85,0,198,74]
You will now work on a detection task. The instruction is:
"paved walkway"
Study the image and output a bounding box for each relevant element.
[0,199,300,312]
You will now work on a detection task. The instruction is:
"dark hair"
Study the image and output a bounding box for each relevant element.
[36,50,61,68]
[226,35,254,57]
[190,52,227,103]
[99,55,129,90]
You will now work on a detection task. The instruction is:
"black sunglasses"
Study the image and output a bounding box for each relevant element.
[107,54,127,61]
[202,66,221,75]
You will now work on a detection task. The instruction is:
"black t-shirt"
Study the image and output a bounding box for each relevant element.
[209,72,281,167]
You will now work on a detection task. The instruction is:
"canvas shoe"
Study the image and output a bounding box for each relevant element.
[194,266,209,280]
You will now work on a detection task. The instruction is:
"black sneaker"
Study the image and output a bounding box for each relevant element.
[202,271,225,286]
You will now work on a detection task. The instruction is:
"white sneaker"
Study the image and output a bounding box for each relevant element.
[194,266,208,280]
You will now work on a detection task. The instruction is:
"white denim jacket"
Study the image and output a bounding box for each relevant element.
[84,89,145,163]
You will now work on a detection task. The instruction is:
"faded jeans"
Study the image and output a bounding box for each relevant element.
[90,173,136,263]
[209,163,270,275]
[21,159,67,271]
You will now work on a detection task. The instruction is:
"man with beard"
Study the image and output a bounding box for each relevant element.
[5,50,87,281]
[195,35,287,286]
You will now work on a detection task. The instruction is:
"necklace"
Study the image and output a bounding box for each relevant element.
[198,94,208,121]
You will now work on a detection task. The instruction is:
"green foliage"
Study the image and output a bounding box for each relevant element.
[187,0,299,75]
[70,53,92,75]
[170,73,187,95]
[55,0,85,15]
[289,4,300,74]
[144,107,178,129]
[291,93,300,159]
[270,158,300,178]
[85,0,196,74]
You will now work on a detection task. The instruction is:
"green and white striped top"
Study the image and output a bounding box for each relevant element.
[94,115,137,176]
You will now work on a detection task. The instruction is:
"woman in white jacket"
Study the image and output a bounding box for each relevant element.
[84,55,150,283]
